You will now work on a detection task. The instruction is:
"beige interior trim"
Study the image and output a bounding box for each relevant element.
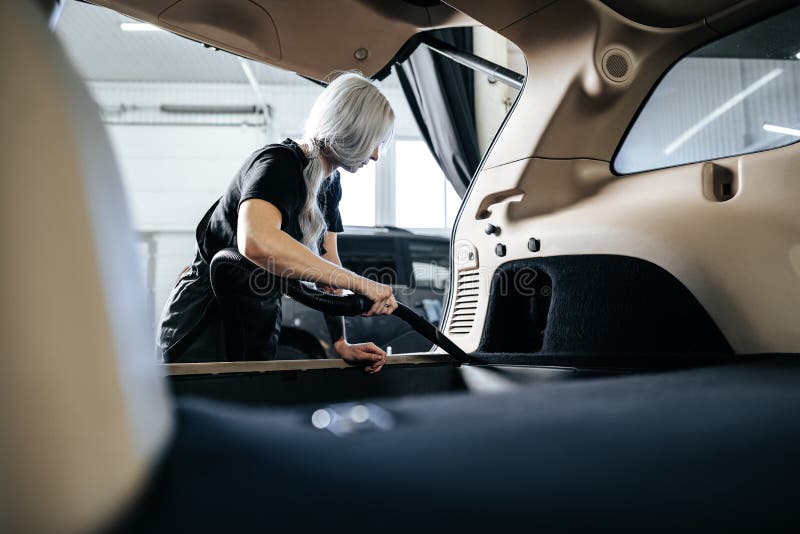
[1,2,172,532]
[89,0,477,81]
[442,0,800,355]
[443,0,558,31]
[166,353,451,376]
[449,143,800,354]
[598,0,765,28]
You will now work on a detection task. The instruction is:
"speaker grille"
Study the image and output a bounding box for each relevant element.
[606,53,628,78]
[602,49,632,82]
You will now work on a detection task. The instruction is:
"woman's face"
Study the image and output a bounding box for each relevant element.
[341,146,380,173]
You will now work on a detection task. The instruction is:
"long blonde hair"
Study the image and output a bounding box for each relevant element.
[299,72,395,254]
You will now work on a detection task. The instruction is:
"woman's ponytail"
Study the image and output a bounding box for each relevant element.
[298,140,327,255]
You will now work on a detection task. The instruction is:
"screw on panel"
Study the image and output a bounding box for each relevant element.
[528,238,540,252]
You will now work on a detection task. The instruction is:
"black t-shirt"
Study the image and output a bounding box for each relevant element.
[201,138,343,259]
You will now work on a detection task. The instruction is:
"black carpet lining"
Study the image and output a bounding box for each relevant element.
[479,255,732,355]
[121,356,800,532]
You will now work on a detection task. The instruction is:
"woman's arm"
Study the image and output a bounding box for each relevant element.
[319,231,386,373]
[237,198,397,317]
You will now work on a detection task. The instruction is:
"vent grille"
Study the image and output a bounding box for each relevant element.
[449,271,480,335]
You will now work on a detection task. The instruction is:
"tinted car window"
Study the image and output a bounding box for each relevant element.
[338,236,399,285]
[614,6,800,174]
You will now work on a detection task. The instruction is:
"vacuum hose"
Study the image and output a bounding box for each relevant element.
[209,248,469,365]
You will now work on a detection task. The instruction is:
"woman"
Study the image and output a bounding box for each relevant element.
[158,72,397,373]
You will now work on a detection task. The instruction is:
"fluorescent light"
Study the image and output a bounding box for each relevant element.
[120,22,163,32]
[663,68,783,155]
[763,124,800,137]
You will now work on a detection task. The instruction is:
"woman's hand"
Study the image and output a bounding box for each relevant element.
[334,340,387,374]
[357,279,398,316]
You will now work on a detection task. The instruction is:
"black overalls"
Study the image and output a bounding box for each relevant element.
[158,139,343,363]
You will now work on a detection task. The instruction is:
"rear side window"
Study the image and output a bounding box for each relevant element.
[613,6,800,175]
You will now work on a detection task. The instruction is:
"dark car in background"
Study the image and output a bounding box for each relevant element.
[277,227,449,358]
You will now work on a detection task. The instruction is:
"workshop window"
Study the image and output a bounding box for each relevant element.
[395,139,461,229]
[613,5,800,175]
[338,163,376,227]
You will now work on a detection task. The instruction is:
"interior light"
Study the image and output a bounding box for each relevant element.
[763,124,800,137]
[120,22,163,32]
[795,51,800,59]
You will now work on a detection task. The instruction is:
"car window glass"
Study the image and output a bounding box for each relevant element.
[408,240,450,290]
[614,6,800,174]
[338,237,399,286]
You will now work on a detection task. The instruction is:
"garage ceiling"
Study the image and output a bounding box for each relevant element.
[55,0,312,84]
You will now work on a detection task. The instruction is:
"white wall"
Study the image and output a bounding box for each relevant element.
[92,81,420,232]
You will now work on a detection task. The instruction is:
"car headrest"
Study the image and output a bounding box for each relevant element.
[0,2,172,532]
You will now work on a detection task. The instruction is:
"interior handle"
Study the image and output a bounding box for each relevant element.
[476,188,524,219]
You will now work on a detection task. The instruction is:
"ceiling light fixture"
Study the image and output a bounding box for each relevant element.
[120,22,163,32]
[763,124,800,137]
[663,68,783,155]
[795,51,800,59]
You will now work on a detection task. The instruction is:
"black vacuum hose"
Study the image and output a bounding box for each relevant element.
[209,248,468,365]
